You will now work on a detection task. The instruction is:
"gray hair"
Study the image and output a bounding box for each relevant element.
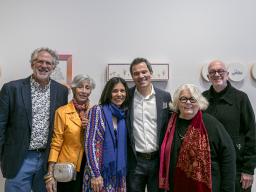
[30,47,59,66]
[169,84,209,112]
[208,60,227,72]
[71,74,96,89]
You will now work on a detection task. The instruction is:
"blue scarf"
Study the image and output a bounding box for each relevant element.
[102,103,127,187]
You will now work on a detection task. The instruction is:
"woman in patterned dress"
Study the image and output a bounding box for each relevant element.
[83,77,129,192]
[45,74,95,192]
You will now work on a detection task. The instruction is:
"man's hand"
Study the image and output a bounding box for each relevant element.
[240,172,254,189]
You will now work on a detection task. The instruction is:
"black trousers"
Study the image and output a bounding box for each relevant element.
[57,155,86,192]
[127,157,160,192]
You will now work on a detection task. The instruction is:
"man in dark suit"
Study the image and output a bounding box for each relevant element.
[0,47,68,192]
[126,58,172,192]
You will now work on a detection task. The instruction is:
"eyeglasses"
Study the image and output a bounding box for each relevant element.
[179,96,197,103]
[33,59,53,66]
[208,70,227,76]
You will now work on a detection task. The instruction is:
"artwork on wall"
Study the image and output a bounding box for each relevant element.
[201,64,209,82]
[51,54,72,86]
[251,63,256,80]
[107,64,169,81]
[228,63,245,82]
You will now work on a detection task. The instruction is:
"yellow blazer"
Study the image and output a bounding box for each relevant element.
[48,101,87,172]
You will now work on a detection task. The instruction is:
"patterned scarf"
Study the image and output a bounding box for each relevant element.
[102,103,127,188]
[73,98,90,147]
[159,111,212,192]
[72,99,89,121]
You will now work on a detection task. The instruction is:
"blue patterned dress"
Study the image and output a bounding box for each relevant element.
[83,105,126,192]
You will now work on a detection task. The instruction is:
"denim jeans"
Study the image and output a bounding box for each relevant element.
[5,150,46,192]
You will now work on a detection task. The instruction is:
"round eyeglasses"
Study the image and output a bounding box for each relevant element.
[179,96,197,103]
[208,70,227,76]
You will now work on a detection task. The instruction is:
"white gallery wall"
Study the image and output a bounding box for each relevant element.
[0,0,255,191]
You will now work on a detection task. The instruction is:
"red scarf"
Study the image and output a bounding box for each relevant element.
[72,99,89,121]
[159,111,212,192]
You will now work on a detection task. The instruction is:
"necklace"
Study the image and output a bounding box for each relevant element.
[177,129,186,140]
[176,118,190,140]
[176,126,188,140]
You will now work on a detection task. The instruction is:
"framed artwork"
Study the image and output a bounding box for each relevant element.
[251,63,256,80]
[228,63,245,82]
[51,54,72,86]
[201,64,210,82]
[107,64,169,81]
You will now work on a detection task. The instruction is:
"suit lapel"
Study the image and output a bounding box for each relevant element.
[50,81,57,125]
[155,89,163,130]
[21,77,32,130]
[128,87,136,154]
[155,88,164,145]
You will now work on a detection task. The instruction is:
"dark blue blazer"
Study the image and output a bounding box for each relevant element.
[126,86,172,171]
[0,77,68,178]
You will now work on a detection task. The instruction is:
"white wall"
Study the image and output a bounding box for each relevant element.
[0,0,255,191]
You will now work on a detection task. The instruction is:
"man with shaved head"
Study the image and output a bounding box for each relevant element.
[203,60,256,192]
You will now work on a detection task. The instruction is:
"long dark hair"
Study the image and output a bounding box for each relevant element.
[99,77,129,108]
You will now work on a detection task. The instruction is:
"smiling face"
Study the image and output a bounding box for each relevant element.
[131,62,152,93]
[111,82,126,107]
[178,89,200,120]
[31,51,55,85]
[207,60,229,92]
[74,80,92,104]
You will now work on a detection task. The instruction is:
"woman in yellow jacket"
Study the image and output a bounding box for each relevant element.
[45,74,95,192]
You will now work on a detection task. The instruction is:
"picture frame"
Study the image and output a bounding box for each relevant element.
[201,63,210,82]
[228,63,245,82]
[107,63,169,81]
[51,54,72,86]
[251,63,256,80]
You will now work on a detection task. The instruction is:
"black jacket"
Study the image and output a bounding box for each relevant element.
[203,81,256,175]
[0,77,68,178]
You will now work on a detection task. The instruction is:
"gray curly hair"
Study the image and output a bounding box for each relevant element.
[30,47,59,66]
[169,84,209,112]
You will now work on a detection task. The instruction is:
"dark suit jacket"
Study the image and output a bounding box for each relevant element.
[126,86,172,171]
[0,76,68,178]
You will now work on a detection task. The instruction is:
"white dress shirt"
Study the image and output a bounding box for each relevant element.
[133,86,158,153]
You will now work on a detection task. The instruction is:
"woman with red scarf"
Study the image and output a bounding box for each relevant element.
[45,74,95,192]
[159,84,236,192]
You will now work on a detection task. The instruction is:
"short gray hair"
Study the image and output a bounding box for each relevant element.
[71,74,96,89]
[169,84,209,112]
[30,47,59,66]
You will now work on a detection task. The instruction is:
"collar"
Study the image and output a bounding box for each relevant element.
[66,101,89,113]
[30,76,51,90]
[208,81,233,105]
[135,85,155,99]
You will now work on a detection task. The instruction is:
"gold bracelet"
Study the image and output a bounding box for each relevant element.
[44,173,53,181]
[45,176,54,184]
